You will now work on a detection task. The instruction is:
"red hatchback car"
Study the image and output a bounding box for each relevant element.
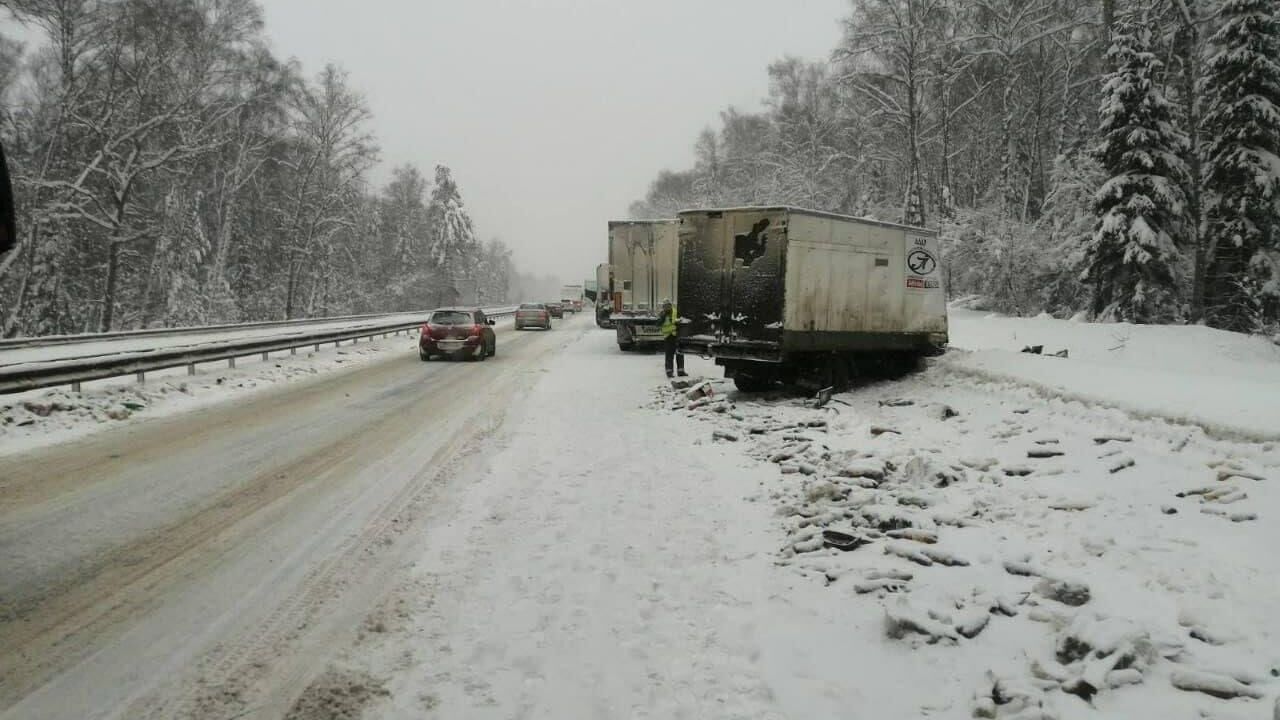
[419,307,496,361]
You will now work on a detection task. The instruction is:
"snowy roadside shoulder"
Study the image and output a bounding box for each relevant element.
[0,333,418,457]
[654,368,1280,719]
[936,350,1280,443]
[943,308,1280,442]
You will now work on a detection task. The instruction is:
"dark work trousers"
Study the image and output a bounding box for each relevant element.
[664,334,685,375]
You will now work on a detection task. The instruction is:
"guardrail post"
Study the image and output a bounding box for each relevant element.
[314,343,320,352]
[71,381,81,393]
[262,351,269,361]
[228,357,236,369]
[187,363,196,376]
[136,371,145,384]
[290,347,297,356]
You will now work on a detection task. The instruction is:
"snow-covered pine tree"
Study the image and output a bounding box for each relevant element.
[1201,0,1280,332]
[426,164,477,308]
[1083,18,1190,323]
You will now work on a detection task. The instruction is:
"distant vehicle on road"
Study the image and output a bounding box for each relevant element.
[515,303,551,330]
[419,307,496,361]
[546,301,565,319]
[558,283,583,311]
[606,220,677,351]
[559,284,583,313]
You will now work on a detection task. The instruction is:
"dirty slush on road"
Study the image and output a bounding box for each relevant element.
[653,368,1278,719]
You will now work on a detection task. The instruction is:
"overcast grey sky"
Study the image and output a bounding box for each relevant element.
[258,0,847,283]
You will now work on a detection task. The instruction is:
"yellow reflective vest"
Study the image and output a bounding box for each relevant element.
[660,305,677,337]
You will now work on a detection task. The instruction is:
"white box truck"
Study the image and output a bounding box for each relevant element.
[607,220,678,351]
[676,206,947,391]
[559,284,583,313]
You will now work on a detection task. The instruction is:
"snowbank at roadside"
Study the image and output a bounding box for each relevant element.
[943,308,1280,440]
[0,333,418,456]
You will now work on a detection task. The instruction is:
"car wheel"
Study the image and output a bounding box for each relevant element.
[488,341,496,358]
[419,349,430,362]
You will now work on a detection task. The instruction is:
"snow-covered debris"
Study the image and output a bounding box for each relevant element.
[1108,456,1136,473]
[1035,576,1092,607]
[1169,669,1264,700]
[884,598,960,644]
[646,327,1279,719]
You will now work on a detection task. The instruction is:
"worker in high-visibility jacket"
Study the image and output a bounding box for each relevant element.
[659,298,686,378]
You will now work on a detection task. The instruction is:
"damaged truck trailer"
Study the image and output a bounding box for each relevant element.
[676,206,948,392]
[607,219,678,351]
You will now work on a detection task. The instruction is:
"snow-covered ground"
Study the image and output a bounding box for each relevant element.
[944,308,1280,441]
[4,306,1276,718]
[302,317,1278,719]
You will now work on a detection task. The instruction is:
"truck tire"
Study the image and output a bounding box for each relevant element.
[733,374,771,393]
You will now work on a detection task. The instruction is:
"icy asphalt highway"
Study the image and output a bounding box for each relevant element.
[0,313,587,720]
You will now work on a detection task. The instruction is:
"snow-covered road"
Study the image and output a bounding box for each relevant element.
[271,326,1277,719]
[1,311,1276,719]
[0,315,582,720]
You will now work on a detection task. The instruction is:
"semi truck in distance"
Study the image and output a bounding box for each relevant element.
[606,220,678,351]
[676,206,947,392]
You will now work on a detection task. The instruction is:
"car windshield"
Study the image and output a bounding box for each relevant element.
[518,303,544,310]
[430,311,473,326]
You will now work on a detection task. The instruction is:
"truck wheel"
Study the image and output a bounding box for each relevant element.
[733,374,771,393]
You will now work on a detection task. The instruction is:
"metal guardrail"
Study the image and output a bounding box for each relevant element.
[0,309,452,350]
[0,306,518,394]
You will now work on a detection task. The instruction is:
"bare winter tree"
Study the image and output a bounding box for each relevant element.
[0,0,516,337]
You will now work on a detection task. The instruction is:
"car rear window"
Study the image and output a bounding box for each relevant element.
[519,303,544,310]
[430,311,474,325]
